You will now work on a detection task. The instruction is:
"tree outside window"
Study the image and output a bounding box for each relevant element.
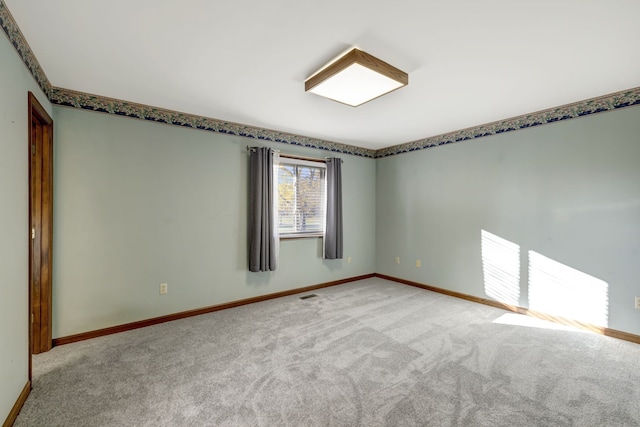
[278,161,326,236]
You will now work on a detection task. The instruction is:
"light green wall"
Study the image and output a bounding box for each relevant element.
[0,32,52,422]
[51,101,640,339]
[376,105,640,336]
[52,106,376,338]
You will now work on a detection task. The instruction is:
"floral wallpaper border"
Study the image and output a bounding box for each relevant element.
[49,87,375,158]
[0,0,51,97]
[0,0,373,158]
[376,87,640,158]
[3,0,639,159]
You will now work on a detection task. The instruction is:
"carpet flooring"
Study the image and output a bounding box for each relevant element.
[14,278,640,426]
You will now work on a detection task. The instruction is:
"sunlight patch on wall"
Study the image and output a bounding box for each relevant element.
[481,230,520,306]
[528,251,609,327]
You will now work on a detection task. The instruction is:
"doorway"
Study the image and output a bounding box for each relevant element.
[28,91,53,372]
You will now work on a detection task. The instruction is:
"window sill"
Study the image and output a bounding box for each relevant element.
[280,233,323,240]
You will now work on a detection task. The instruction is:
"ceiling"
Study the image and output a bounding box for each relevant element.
[5,0,640,150]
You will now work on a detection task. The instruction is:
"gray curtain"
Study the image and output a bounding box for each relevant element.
[324,158,343,259]
[248,147,277,272]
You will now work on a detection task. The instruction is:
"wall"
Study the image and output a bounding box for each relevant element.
[376,105,640,336]
[52,106,376,338]
[0,32,52,422]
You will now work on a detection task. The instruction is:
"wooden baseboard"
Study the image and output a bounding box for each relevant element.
[53,273,375,346]
[375,273,640,345]
[3,381,30,427]
[52,272,640,347]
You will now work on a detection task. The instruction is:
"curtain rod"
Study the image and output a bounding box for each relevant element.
[280,153,326,164]
[246,146,280,154]
[246,146,342,163]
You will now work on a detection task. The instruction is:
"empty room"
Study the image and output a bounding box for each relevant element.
[1,1,639,426]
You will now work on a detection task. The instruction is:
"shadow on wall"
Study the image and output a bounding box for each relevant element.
[481,229,609,327]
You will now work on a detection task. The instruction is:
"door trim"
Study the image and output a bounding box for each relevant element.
[28,92,53,376]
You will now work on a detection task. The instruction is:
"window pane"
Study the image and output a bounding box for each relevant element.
[278,165,295,234]
[277,161,326,236]
[296,166,325,233]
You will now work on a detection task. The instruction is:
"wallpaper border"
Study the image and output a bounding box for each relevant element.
[2,0,639,159]
[49,86,640,159]
[0,0,51,97]
[49,87,375,158]
[376,87,640,158]
[0,0,373,158]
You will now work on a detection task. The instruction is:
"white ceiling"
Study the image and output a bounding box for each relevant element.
[6,0,640,150]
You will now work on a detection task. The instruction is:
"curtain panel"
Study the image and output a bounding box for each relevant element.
[248,147,279,271]
[324,157,343,259]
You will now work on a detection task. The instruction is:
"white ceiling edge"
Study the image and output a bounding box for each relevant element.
[3,0,640,151]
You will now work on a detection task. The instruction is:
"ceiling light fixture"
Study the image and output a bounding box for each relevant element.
[305,48,408,107]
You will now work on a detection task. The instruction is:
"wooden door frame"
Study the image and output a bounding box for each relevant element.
[28,92,54,377]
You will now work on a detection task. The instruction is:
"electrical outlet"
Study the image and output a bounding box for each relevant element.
[160,283,168,294]
[395,257,400,265]
[416,260,421,268]
[635,296,640,309]
[347,256,352,264]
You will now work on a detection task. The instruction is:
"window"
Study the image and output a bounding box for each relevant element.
[277,157,326,238]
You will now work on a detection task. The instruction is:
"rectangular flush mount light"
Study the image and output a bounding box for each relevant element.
[305,48,408,107]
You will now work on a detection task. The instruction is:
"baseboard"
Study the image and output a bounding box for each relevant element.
[375,273,640,345]
[53,273,375,346]
[52,272,640,347]
[3,381,30,427]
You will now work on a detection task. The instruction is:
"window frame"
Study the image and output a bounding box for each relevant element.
[277,154,327,240]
